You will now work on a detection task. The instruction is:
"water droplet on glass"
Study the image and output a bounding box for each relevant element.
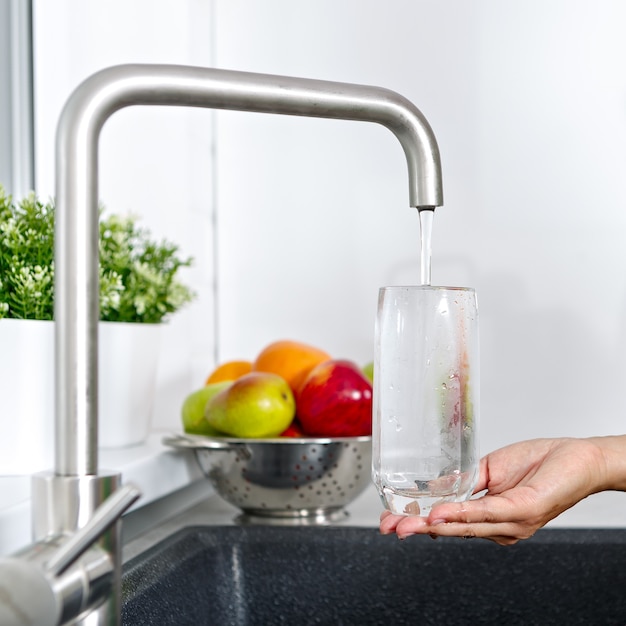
[387,416,402,432]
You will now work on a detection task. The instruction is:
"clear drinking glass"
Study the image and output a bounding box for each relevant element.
[372,286,480,516]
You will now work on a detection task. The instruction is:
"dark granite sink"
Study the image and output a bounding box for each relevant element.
[122,525,626,625]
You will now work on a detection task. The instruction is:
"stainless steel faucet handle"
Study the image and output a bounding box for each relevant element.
[0,484,140,626]
[45,483,140,576]
[0,557,60,626]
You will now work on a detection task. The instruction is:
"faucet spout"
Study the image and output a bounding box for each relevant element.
[54,63,443,477]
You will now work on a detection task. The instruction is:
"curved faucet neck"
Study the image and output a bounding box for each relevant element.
[54,64,443,476]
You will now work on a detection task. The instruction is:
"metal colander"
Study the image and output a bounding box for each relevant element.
[163,434,372,525]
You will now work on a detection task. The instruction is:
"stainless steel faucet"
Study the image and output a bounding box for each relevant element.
[0,64,443,625]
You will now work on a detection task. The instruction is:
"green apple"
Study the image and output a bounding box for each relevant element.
[205,372,296,438]
[362,361,374,383]
[181,381,233,435]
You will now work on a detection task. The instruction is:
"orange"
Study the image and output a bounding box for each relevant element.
[205,360,253,385]
[252,339,331,394]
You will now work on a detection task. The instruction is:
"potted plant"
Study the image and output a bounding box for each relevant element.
[0,186,194,323]
[0,185,195,469]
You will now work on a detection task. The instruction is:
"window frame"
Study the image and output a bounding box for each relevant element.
[0,0,34,197]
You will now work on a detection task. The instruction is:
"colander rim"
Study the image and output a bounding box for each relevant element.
[164,432,371,449]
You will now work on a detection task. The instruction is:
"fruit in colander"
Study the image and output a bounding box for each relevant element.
[181,381,232,435]
[205,372,296,438]
[297,359,373,437]
[252,339,331,395]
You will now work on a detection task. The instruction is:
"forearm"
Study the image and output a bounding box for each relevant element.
[589,435,626,492]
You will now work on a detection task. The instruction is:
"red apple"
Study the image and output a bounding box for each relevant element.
[297,359,373,437]
[280,419,306,438]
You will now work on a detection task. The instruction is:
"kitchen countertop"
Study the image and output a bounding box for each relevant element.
[122,480,383,563]
[2,432,626,558]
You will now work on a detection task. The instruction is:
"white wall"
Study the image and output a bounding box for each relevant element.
[32,0,216,429]
[31,1,626,458]
[212,0,626,456]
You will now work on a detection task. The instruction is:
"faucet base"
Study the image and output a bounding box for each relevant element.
[32,471,121,539]
[32,471,122,624]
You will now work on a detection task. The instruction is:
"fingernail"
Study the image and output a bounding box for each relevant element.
[430,518,446,526]
[397,533,414,541]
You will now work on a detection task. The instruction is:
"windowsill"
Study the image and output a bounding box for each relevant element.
[0,430,204,556]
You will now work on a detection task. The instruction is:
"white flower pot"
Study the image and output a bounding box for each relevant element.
[98,321,161,449]
[0,319,161,475]
[0,319,55,475]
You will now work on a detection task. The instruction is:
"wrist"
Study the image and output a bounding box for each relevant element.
[588,435,626,492]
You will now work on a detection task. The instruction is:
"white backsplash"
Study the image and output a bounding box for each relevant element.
[213,0,626,459]
[32,0,217,434]
[27,0,626,468]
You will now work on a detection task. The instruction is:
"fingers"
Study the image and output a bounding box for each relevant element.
[427,493,522,525]
[412,515,529,545]
[433,495,540,543]
[379,497,500,537]
[379,494,539,545]
[380,510,428,536]
[383,512,527,546]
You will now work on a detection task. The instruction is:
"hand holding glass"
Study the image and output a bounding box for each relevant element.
[372,286,479,516]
